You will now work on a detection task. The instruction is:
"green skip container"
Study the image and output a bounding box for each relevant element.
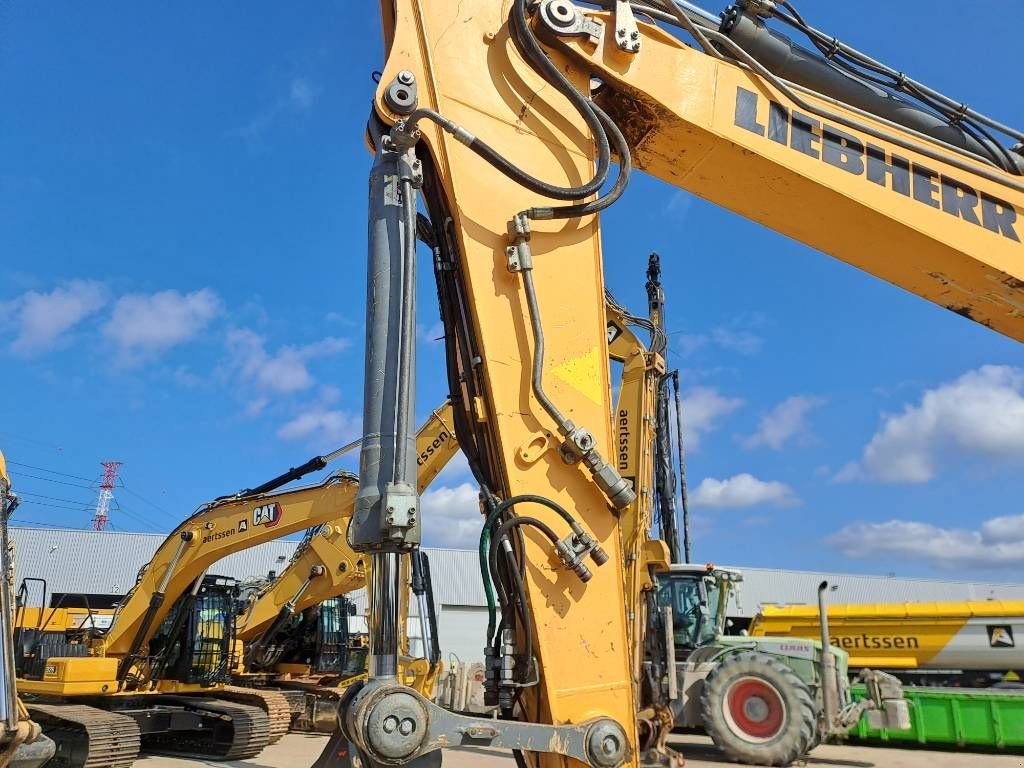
[848,684,1024,750]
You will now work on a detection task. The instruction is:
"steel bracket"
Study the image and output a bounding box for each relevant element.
[538,0,602,45]
[344,681,631,767]
[613,0,641,53]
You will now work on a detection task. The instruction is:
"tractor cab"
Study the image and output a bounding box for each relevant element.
[655,564,742,658]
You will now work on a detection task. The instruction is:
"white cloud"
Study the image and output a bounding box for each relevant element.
[982,514,1024,543]
[831,461,862,483]
[227,329,348,394]
[2,280,108,354]
[245,398,269,418]
[672,327,763,357]
[849,366,1024,483]
[710,327,763,355]
[681,387,743,449]
[664,190,694,218]
[420,483,482,548]
[277,407,360,445]
[104,288,221,363]
[674,334,709,356]
[289,77,315,110]
[828,514,1024,569]
[234,76,316,147]
[743,395,825,450]
[690,473,799,509]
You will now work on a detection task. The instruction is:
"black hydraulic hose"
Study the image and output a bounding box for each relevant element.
[704,27,1024,193]
[502,543,535,685]
[493,516,561,549]
[770,3,1024,147]
[488,526,538,689]
[406,105,608,204]
[534,103,633,220]
[420,554,442,665]
[402,0,618,209]
[488,516,560,635]
[507,0,612,191]
[671,371,692,564]
[496,494,580,534]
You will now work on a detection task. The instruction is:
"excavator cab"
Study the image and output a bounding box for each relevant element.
[262,597,356,676]
[149,575,240,686]
[308,598,354,675]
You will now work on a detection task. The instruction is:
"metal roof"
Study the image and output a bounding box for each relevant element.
[11,527,298,598]
[10,528,1023,617]
[9,528,486,609]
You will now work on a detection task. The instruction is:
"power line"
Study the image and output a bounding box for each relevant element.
[108,500,163,533]
[16,500,95,514]
[17,491,95,507]
[10,473,94,490]
[7,520,91,531]
[6,461,95,484]
[117,483,176,522]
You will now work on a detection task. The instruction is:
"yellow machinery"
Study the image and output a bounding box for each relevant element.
[12,405,461,767]
[751,601,1024,686]
[231,404,459,729]
[310,1,1024,767]
[235,402,457,663]
[14,469,369,765]
[0,453,54,768]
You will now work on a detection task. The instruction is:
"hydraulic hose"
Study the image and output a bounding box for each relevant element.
[496,494,582,534]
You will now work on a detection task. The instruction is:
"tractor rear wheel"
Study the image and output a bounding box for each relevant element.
[700,651,815,766]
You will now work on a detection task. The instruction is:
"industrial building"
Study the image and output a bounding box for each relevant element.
[13,526,1024,664]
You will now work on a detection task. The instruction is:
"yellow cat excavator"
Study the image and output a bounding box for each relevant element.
[15,467,365,766]
[312,1,1023,767]
[12,404,462,767]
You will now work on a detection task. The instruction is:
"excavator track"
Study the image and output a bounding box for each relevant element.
[144,696,270,761]
[218,685,293,743]
[26,703,141,768]
[277,688,308,716]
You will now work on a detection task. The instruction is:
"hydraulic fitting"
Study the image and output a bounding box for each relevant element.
[738,0,776,17]
[555,538,593,582]
[558,423,636,510]
[583,451,636,510]
[555,530,609,582]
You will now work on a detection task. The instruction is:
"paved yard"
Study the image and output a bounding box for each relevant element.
[136,731,1024,767]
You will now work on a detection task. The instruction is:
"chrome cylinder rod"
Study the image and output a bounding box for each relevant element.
[368,552,402,679]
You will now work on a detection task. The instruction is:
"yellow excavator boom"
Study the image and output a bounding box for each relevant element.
[326,2,1023,766]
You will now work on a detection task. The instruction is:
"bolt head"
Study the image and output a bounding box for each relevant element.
[397,70,415,85]
[601,735,619,756]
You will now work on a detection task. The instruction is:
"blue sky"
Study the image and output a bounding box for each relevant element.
[2,2,1022,581]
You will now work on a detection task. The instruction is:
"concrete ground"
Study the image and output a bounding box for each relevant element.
[136,732,1024,768]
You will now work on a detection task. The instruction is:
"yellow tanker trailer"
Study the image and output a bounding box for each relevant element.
[750,601,1024,687]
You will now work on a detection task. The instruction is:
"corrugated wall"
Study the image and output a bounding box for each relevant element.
[10,528,1024,616]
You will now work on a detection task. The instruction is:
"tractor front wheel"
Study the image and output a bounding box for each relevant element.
[700,651,815,766]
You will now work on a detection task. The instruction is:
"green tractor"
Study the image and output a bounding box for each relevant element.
[653,564,909,766]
